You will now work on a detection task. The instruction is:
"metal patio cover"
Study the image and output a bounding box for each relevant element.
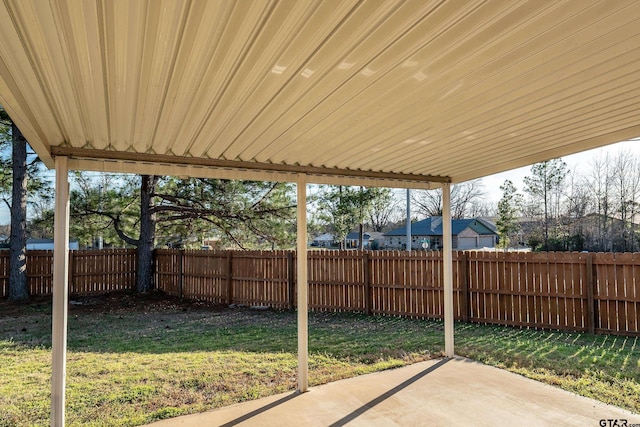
[1,0,640,186]
[3,2,640,425]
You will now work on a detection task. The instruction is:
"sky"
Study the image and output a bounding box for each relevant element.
[480,139,640,204]
[0,139,638,226]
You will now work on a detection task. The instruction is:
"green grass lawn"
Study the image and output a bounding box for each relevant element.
[1,294,639,426]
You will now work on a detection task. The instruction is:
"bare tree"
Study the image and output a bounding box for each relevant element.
[563,170,590,240]
[565,171,591,221]
[586,154,613,251]
[468,200,496,218]
[629,157,640,251]
[368,188,401,232]
[412,179,485,219]
[611,151,640,251]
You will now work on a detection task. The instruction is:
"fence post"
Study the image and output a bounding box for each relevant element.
[459,252,469,322]
[150,248,156,291]
[287,252,295,310]
[586,253,596,334]
[178,250,184,299]
[364,253,372,315]
[226,252,233,305]
[67,251,74,295]
[134,248,139,292]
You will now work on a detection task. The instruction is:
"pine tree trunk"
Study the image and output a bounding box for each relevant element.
[136,175,158,293]
[8,123,28,301]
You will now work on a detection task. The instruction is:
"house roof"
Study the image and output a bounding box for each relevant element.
[26,238,80,243]
[345,231,385,240]
[313,233,334,241]
[25,238,80,246]
[475,218,498,234]
[1,1,639,188]
[384,217,497,237]
[367,232,385,241]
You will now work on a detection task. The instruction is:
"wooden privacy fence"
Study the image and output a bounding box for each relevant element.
[0,249,137,297]
[155,249,640,336]
[155,250,293,308]
[153,249,464,315]
[1,248,639,336]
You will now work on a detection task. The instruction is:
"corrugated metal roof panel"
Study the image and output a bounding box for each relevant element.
[1,0,639,184]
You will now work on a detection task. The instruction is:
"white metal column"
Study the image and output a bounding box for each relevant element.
[296,174,309,392]
[51,156,70,426]
[442,183,454,357]
[405,189,411,251]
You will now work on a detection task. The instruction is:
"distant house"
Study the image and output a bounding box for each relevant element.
[26,238,80,250]
[384,217,498,250]
[311,233,335,247]
[345,231,385,249]
[201,237,221,250]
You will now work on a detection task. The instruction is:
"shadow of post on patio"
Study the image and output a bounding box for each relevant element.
[217,392,300,427]
[328,358,451,427]
[217,358,450,427]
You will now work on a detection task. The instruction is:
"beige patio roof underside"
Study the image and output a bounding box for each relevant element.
[1,0,640,189]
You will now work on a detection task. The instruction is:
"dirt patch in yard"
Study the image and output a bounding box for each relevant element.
[0,290,226,317]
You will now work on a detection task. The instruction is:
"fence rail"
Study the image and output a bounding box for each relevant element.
[1,249,639,336]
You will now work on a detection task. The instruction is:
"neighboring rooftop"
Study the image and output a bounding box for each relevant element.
[385,217,497,237]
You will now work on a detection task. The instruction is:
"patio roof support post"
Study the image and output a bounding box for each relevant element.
[406,189,411,251]
[296,174,309,392]
[442,182,455,358]
[52,156,70,426]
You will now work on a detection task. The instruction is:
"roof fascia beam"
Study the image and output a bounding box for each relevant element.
[55,147,447,190]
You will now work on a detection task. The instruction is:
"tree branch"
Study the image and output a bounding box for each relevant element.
[76,206,138,246]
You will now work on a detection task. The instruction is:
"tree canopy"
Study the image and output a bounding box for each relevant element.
[496,180,521,250]
[69,173,297,250]
[523,159,568,250]
[313,186,391,248]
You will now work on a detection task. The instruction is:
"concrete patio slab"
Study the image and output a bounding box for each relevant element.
[147,357,639,427]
